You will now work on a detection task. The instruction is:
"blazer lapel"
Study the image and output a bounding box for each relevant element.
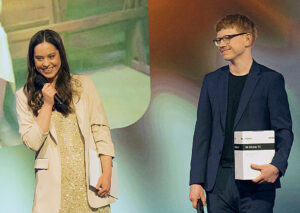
[73,95,86,137]
[48,87,86,144]
[49,123,58,144]
[219,66,229,131]
[233,61,261,129]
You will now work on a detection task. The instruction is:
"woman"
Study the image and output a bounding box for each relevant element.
[16,29,115,213]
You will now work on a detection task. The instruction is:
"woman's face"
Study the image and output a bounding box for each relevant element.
[34,42,61,81]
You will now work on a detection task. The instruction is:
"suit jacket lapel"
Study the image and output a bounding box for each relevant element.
[219,66,229,131]
[233,61,261,129]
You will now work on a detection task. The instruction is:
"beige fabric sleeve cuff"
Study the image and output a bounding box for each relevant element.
[22,121,49,151]
[92,124,115,157]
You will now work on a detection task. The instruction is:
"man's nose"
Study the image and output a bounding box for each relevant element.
[218,39,226,47]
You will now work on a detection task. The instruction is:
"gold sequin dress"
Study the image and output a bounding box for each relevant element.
[52,110,110,213]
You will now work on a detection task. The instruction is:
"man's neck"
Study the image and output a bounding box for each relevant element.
[228,53,253,76]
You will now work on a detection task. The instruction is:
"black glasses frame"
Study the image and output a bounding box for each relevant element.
[213,33,247,46]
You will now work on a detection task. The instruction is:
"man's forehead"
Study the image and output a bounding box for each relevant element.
[216,27,240,37]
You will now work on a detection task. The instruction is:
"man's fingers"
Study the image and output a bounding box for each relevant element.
[200,196,207,206]
[252,174,263,183]
[192,199,198,209]
[251,164,262,170]
[258,179,265,184]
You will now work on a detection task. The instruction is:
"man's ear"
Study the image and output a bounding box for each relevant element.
[245,33,254,47]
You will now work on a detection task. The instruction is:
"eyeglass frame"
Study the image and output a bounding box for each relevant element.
[213,32,248,47]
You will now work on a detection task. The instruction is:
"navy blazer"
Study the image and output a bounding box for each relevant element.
[190,60,293,192]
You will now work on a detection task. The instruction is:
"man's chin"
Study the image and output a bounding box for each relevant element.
[222,56,232,61]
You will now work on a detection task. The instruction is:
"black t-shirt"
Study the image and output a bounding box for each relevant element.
[221,72,248,162]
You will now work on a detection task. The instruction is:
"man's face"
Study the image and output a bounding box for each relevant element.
[216,27,250,61]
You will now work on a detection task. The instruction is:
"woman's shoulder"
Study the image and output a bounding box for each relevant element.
[15,87,30,109]
[71,74,93,85]
[16,87,26,99]
[71,74,96,98]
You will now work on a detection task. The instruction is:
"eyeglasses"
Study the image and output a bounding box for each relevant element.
[213,33,247,46]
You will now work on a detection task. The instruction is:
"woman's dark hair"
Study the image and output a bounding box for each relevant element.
[24,29,77,116]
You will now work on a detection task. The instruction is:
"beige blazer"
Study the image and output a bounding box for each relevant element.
[16,75,115,213]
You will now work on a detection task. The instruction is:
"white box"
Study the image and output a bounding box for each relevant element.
[234,130,275,180]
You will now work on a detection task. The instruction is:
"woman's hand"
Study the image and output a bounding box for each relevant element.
[36,83,57,133]
[96,173,111,197]
[96,154,112,197]
[42,83,56,107]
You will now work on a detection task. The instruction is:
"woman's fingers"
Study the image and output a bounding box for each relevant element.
[42,83,56,106]
[96,176,102,190]
[96,177,110,197]
[98,186,109,197]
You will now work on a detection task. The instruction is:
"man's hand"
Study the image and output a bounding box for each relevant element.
[189,184,206,209]
[251,164,279,184]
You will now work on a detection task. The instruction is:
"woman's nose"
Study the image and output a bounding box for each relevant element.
[42,59,50,67]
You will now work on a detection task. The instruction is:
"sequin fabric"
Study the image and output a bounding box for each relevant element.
[52,110,110,213]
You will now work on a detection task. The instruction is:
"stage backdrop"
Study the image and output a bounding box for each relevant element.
[1,0,300,213]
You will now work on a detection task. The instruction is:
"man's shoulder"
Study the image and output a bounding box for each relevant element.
[204,65,228,80]
[257,63,281,76]
[256,62,284,80]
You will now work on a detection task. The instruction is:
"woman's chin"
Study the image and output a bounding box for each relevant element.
[39,71,59,82]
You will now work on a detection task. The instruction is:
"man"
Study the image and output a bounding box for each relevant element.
[189,14,293,213]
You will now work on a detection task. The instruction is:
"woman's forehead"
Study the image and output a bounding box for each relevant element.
[34,42,58,55]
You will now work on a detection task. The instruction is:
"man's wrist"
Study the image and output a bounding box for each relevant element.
[270,163,282,176]
[190,183,205,188]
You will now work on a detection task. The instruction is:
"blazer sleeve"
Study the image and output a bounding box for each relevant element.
[84,76,115,158]
[15,89,49,151]
[268,73,293,176]
[190,75,212,185]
